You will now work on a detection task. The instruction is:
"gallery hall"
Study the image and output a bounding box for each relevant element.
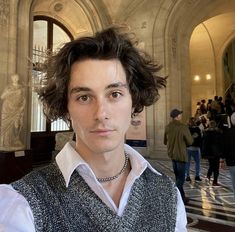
[0,0,235,231]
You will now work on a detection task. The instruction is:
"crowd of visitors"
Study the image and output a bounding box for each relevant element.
[194,95,235,127]
[186,95,235,195]
[164,96,235,204]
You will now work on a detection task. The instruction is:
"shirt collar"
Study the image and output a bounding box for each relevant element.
[56,142,161,187]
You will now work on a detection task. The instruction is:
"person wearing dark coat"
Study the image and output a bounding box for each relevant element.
[222,112,235,197]
[201,120,223,186]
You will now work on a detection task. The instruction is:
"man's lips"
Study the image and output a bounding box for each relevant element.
[90,128,115,136]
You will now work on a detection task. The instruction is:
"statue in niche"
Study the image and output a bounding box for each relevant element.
[0,74,26,151]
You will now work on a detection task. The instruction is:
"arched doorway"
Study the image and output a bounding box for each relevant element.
[150,0,235,158]
[190,13,235,116]
[29,0,109,163]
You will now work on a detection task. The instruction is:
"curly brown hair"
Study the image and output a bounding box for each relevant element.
[38,26,166,122]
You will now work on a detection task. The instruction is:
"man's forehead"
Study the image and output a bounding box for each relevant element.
[69,59,127,87]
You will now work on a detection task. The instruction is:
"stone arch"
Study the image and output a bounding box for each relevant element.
[18,0,113,149]
[150,0,235,157]
[163,0,235,120]
[149,0,202,157]
[30,0,112,37]
[164,1,234,115]
[217,31,235,96]
[147,0,179,157]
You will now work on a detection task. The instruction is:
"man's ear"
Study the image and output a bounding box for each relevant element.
[66,112,71,121]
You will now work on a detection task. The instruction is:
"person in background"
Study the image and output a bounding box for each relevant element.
[194,108,202,121]
[196,101,201,110]
[0,27,187,231]
[218,96,225,114]
[221,112,235,198]
[164,109,193,204]
[225,94,233,116]
[198,115,208,131]
[210,96,221,119]
[200,99,207,115]
[206,99,213,120]
[201,120,223,186]
[185,117,202,182]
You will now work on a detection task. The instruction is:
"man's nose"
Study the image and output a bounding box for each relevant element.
[94,99,109,121]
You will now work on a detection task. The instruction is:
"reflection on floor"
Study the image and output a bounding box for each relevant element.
[148,159,235,232]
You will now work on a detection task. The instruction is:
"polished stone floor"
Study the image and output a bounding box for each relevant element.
[148,159,235,232]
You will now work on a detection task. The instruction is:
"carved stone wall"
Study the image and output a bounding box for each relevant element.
[0,0,32,151]
[0,0,9,26]
[0,0,10,91]
[0,0,235,156]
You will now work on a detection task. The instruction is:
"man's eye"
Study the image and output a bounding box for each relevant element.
[77,95,90,102]
[111,91,122,98]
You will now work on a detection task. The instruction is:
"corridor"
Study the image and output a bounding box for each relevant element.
[149,159,235,232]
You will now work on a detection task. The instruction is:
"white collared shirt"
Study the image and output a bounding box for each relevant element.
[0,142,187,232]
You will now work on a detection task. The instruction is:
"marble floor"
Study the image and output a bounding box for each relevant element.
[148,159,235,232]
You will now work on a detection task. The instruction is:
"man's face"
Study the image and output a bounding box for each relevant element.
[175,114,182,120]
[67,59,133,155]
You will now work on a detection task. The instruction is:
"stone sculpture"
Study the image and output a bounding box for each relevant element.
[0,74,25,151]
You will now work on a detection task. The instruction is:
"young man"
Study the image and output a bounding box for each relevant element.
[164,109,193,204]
[0,27,187,231]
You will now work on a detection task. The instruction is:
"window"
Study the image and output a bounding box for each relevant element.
[31,17,73,132]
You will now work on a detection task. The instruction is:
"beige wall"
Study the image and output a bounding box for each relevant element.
[1,0,235,157]
[190,12,235,116]
[190,24,216,115]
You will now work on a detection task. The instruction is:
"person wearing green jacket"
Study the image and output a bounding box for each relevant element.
[164,109,193,204]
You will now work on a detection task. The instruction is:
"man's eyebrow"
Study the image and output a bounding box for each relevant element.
[106,82,128,89]
[69,87,91,95]
[69,82,128,95]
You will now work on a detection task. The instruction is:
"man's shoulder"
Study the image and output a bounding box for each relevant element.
[166,120,180,126]
[144,168,175,186]
[165,120,187,130]
[174,120,188,128]
[143,169,177,202]
[12,163,61,189]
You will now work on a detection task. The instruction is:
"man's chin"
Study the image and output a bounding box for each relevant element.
[89,143,120,154]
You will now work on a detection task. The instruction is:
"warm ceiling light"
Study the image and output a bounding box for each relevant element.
[206,74,211,80]
[194,75,200,81]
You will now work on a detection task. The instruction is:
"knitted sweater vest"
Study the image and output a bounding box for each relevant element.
[12,163,177,232]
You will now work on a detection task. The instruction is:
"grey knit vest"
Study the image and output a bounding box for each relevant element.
[12,163,177,232]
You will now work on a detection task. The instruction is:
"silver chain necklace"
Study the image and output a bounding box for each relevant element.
[97,152,129,183]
